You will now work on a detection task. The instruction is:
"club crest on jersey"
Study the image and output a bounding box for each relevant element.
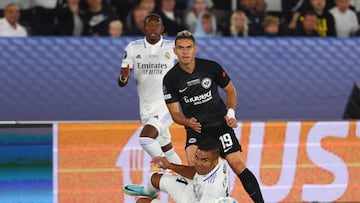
[201,78,211,89]
[164,52,170,59]
[122,51,127,59]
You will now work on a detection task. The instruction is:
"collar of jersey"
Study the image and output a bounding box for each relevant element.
[144,35,164,48]
[201,158,222,181]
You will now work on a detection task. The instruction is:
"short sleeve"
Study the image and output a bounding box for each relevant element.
[120,43,134,69]
[213,62,231,88]
[163,73,179,104]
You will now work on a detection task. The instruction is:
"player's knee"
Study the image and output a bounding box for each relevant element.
[149,172,162,189]
[140,125,159,139]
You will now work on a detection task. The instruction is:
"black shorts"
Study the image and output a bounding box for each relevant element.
[185,121,242,158]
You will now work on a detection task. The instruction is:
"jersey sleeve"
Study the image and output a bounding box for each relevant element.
[213,62,231,88]
[120,43,134,69]
[163,73,178,104]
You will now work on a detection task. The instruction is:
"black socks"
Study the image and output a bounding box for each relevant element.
[238,168,264,203]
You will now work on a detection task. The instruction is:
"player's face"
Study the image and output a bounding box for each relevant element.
[174,38,197,66]
[143,17,164,43]
[194,150,218,175]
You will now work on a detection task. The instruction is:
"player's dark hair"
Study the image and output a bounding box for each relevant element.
[198,139,220,156]
[175,30,195,44]
[144,13,163,25]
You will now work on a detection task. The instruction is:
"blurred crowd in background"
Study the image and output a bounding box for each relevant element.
[0,0,359,37]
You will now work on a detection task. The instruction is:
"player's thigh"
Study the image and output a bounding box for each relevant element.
[159,173,189,202]
[142,112,173,146]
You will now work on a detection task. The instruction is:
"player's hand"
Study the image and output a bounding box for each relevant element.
[120,65,130,79]
[151,156,171,169]
[225,116,238,128]
[187,117,201,133]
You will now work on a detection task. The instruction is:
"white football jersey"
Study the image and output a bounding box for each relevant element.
[184,159,230,203]
[121,36,177,117]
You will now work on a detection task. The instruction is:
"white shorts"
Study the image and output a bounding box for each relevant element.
[140,109,173,147]
[159,173,193,203]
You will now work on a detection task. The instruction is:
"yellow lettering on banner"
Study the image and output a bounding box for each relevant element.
[57,121,360,203]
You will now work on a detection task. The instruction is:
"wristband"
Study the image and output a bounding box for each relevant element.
[226,108,235,119]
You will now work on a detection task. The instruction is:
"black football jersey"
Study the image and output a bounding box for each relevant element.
[163,58,231,126]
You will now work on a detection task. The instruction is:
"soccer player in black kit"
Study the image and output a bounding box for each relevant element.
[163,30,264,203]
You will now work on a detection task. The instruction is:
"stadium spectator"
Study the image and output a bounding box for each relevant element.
[56,0,88,36]
[124,6,148,36]
[237,0,264,36]
[123,0,155,35]
[286,10,320,36]
[184,0,210,33]
[306,0,336,37]
[281,0,311,27]
[329,0,359,37]
[110,0,139,23]
[194,11,219,37]
[255,0,268,19]
[261,15,281,36]
[0,3,27,37]
[31,0,58,35]
[138,0,156,14]
[223,10,249,37]
[155,0,186,36]
[84,0,118,36]
[0,1,33,32]
[108,19,123,37]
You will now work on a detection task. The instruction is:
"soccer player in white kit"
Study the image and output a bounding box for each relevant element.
[123,139,231,203]
[118,13,181,165]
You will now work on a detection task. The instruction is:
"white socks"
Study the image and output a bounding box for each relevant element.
[139,137,164,158]
[139,137,182,164]
[164,148,182,164]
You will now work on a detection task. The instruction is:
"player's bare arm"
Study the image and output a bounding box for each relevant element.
[152,156,196,179]
[166,102,202,133]
[223,81,238,128]
[118,64,131,87]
